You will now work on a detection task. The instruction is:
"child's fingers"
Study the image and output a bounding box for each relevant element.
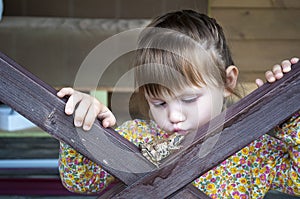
[255,78,264,87]
[81,100,102,131]
[265,70,276,83]
[280,60,292,73]
[272,64,283,79]
[64,95,75,115]
[64,93,84,115]
[102,117,116,128]
[57,87,116,130]
[81,108,116,130]
[291,57,299,64]
[57,87,78,115]
[98,108,116,128]
[81,107,97,131]
[260,58,299,86]
[57,87,74,98]
[73,97,93,128]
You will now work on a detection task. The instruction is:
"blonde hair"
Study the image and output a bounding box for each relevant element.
[130,10,239,118]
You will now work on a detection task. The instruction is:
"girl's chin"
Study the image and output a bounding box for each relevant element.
[163,128,190,136]
[172,130,189,136]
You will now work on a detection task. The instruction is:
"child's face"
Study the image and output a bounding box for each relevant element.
[145,85,224,135]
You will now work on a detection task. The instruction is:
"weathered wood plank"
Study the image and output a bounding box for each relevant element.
[230,40,300,76]
[4,0,208,19]
[0,52,155,186]
[1,50,299,198]
[114,63,300,198]
[210,0,300,8]
[211,9,300,40]
[170,184,210,199]
[0,51,212,198]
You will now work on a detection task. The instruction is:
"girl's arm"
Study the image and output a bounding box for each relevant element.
[270,111,300,195]
[258,58,300,194]
[57,88,117,193]
[59,141,115,194]
[58,119,156,194]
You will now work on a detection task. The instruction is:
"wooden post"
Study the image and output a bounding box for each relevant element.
[0,52,155,186]
[0,51,299,198]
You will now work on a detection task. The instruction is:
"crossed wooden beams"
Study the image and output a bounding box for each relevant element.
[0,51,299,198]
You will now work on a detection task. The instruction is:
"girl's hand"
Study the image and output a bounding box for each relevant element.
[57,87,116,131]
[255,57,299,87]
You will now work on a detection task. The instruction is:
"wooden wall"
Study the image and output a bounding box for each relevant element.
[1,0,299,86]
[0,0,208,89]
[3,0,207,19]
[210,0,300,83]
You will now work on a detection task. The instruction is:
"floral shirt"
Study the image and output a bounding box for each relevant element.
[59,111,300,198]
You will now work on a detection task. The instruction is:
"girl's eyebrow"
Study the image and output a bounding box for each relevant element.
[145,95,165,101]
[148,98,164,101]
[177,89,204,97]
[179,93,201,97]
[145,88,204,100]
[176,93,202,100]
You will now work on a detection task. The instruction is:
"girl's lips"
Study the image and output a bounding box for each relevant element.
[173,129,189,135]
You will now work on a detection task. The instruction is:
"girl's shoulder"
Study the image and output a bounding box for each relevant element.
[284,111,300,127]
[115,119,168,146]
[116,119,157,132]
[271,111,300,144]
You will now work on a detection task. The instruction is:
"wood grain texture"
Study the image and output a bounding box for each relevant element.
[169,184,210,199]
[3,0,208,19]
[1,51,299,198]
[209,1,300,85]
[211,9,300,40]
[0,52,155,186]
[230,40,300,76]
[210,0,300,8]
[0,51,210,198]
[113,63,300,198]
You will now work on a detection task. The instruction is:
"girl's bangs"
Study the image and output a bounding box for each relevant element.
[134,27,226,98]
[135,49,206,98]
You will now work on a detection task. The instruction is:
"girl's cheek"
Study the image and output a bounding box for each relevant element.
[151,108,170,130]
[150,107,164,122]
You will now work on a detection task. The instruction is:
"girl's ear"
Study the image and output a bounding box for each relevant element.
[224,65,239,97]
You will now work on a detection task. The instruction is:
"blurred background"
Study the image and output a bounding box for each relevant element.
[0,0,299,198]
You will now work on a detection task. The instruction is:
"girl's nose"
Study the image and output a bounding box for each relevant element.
[168,108,186,124]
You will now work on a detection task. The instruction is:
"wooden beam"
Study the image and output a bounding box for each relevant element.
[210,0,300,8]
[113,62,300,198]
[0,51,211,198]
[169,184,211,199]
[0,52,155,186]
[212,9,300,40]
[1,50,299,198]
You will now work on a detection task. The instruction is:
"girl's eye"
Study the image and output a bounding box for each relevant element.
[151,101,167,107]
[181,95,200,103]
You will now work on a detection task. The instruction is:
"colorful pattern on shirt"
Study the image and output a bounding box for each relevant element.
[59,112,300,198]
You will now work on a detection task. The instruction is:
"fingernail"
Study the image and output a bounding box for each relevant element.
[291,57,299,63]
[283,67,290,73]
[103,121,109,128]
[65,108,72,114]
[83,125,90,131]
[75,120,82,127]
[270,77,276,82]
[275,72,283,78]
[282,63,291,72]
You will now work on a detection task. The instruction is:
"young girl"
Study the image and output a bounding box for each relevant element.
[57,10,300,198]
